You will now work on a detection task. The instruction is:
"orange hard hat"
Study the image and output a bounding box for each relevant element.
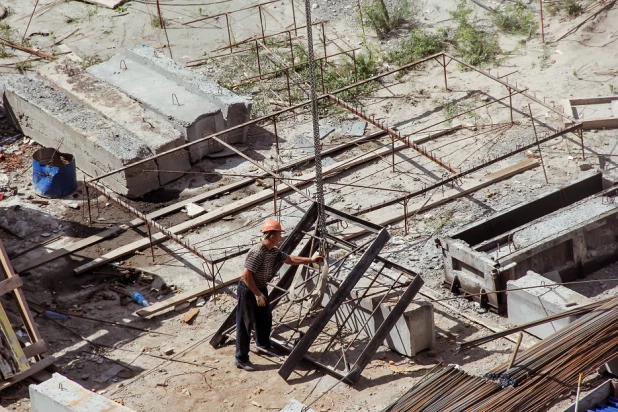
[261,220,285,233]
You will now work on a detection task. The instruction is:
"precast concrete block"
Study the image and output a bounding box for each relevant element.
[332,287,436,357]
[507,271,592,339]
[88,55,226,161]
[127,46,252,138]
[2,75,158,197]
[37,58,190,185]
[30,373,135,412]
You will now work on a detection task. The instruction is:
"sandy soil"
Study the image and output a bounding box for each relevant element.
[0,0,618,411]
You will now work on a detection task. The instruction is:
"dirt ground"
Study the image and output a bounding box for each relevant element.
[1,0,618,411]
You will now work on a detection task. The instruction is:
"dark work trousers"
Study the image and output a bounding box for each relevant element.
[235,280,272,362]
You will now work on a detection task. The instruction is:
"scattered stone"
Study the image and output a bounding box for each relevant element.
[579,163,592,171]
[174,302,191,311]
[40,232,51,237]
[117,369,133,379]
[195,296,206,307]
[162,348,174,356]
[68,202,80,209]
[185,202,206,218]
[80,374,90,380]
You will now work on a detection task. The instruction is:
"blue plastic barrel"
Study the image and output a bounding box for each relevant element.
[32,147,77,198]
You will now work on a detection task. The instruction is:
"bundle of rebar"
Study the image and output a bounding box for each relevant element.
[383,365,501,412]
[383,297,618,412]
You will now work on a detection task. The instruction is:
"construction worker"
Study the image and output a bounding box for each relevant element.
[234,219,323,371]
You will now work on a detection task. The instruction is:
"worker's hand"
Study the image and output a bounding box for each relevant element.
[311,255,324,265]
[256,294,267,307]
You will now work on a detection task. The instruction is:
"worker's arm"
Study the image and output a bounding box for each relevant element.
[285,255,323,265]
[241,268,264,297]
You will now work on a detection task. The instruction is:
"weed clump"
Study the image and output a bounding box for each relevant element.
[546,0,583,16]
[386,28,447,66]
[363,0,412,39]
[450,0,501,67]
[492,1,537,38]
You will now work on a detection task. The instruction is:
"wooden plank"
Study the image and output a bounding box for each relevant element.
[581,117,618,130]
[182,308,200,323]
[22,340,47,360]
[15,132,388,273]
[0,355,55,391]
[0,276,22,296]
[75,142,408,275]
[0,303,29,377]
[342,158,539,239]
[411,125,463,145]
[569,96,618,106]
[562,99,575,126]
[136,278,238,317]
[0,241,43,344]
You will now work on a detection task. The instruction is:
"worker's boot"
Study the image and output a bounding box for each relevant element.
[233,358,257,371]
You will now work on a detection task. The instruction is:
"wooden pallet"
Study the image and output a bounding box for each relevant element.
[0,239,53,390]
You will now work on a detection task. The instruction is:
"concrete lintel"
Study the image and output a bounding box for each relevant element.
[30,373,136,412]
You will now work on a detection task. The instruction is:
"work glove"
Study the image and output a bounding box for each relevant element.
[256,294,267,307]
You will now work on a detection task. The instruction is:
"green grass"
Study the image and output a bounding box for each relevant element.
[546,0,583,16]
[363,0,411,39]
[151,15,167,28]
[63,14,81,24]
[492,1,537,38]
[386,28,447,67]
[450,0,502,67]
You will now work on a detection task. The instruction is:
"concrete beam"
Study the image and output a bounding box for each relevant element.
[30,373,136,412]
[2,75,158,197]
[37,58,190,185]
[507,271,592,339]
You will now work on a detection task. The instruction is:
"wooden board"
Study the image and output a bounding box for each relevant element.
[342,159,539,239]
[0,241,42,344]
[562,96,618,130]
[75,141,408,275]
[136,278,238,318]
[0,303,29,379]
[0,355,55,391]
[15,132,387,274]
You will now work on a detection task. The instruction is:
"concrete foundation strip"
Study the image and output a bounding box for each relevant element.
[15,131,392,274]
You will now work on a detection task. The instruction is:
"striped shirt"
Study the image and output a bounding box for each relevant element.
[244,243,289,289]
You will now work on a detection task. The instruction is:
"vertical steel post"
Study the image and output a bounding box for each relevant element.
[539,0,545,43]
[273,178,278,215]
[286,69,292,105]
[288,30,295,66]
[290,0,297,36]
[357,0,365,38]
[255,40,262,78]
[258,5,265,38]
[320,59,325,93]
[84,177,92,225]
[352,50,358,82]
[321,22,327,63]
[528,104,548,184]
[391,135,395,172]
[508,87,514,124]
[273,115,280,157]
[442,54,448,91]
[147,224,155,262]
[580,125,585,160]
[225,14,233,53]
[403,198,409,235]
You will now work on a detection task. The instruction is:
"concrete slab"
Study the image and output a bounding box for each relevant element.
[507,271,592,339]
[127,46,251,135]
[2,75,158,197]
[87,56,226,162]
[37,58,191,185]
[30,373,135,412]
[332,286,435,357]
[341,121,366,137]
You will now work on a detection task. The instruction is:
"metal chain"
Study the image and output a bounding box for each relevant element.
[303,0,327,251]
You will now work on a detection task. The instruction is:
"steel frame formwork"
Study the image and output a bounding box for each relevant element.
[75,52,583,285]
[210,202,424,383]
